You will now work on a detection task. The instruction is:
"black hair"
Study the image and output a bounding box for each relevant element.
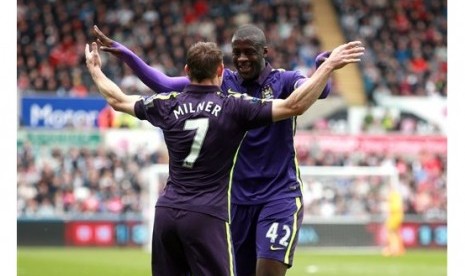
[232,24,267,47]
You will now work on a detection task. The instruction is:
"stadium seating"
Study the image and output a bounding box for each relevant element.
[332,0,447,102]
[16,0,447,220]
[17,0,326,96]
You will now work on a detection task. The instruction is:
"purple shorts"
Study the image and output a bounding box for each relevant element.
[151,206,236,276]
[231,197,303,276]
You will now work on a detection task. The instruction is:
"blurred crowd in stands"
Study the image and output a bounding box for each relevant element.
[17,142,167,218]
[17,0,324,97]
[333,0,447,102]
[307,107,443,135]
[17,142,447,221]
[298,147,446,220]
[16,0,447,221]
[17,0,447,101]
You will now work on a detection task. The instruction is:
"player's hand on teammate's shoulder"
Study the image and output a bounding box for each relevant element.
[93,25,122,56]
[326,41,365,70]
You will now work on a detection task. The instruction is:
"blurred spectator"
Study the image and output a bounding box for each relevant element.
[17,142,446,220]
[97,104,116,129]
[299,148,446,219]
[16,0,446,223]
[17,0,327,96]
[333,0,447,101]
[17,144,158,218]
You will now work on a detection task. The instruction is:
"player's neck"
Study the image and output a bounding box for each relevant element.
[192,77,221,86]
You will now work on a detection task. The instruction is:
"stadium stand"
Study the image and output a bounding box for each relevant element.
[17,0,327,96]
[313,0,366,106]
[332,0,447,103]
[17,142,446,219]
[17,0,447,222]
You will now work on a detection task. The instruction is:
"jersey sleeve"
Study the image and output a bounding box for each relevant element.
[228,94,273,129]
[293,51,332,98]
[134,96,152,121]
[114,42,190,92]
[133,94,172,128]
[283,70,307,98]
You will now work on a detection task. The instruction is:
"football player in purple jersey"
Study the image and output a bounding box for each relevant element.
[93,24,362,276]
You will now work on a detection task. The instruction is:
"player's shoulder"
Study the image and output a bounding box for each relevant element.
[226,91,266,105]
[272,68,287,73]
[147,91,180,100]
[142,91,180,106]
[267,68,306,90]
[223,68,235,78]
[225,87,242,96]
[271,68,305,77]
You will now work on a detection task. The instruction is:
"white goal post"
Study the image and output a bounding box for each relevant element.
[143,164,399,251]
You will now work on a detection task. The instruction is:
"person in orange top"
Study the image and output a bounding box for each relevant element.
[97,104,115,129]
[382,183,406,256]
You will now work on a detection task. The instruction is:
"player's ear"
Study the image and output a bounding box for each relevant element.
[185,65,192,80]
[263,46,268,57]
[217,63,224,78]
[184,64,189,74]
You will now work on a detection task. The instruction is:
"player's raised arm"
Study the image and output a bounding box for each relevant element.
[93,25,190,92]
[271,41,365,122]
[293,51,332,99]
[85,42,140,116]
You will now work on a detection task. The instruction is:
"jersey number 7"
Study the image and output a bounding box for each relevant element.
[183,118,209,168]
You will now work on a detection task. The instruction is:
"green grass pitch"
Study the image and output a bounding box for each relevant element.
[17,247,446,276]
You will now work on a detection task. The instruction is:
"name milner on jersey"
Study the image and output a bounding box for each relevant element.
[173,101,222,119]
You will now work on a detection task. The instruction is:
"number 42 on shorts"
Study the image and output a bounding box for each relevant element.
[266,222,291,250]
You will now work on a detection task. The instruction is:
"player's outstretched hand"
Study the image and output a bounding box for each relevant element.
[85,42,102,71]
[327,41,365,70]
[93,25,122,56]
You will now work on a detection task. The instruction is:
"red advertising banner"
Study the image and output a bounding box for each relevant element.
[294,132,447,154]
[65,222,115,246]
[368,222,447,248]
[64,221,148,247]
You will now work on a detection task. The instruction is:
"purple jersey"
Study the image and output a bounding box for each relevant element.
[134,84,272,221]
[116,44,325,205]
[221,64,306,204]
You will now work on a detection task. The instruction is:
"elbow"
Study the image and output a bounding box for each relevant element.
[291,104,306,116]
[294,100,317,116]
[294,108,305,116]
[107,98,123,112]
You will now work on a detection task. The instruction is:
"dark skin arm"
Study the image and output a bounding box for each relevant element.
[92,25,190,91]
[93,25,122,56]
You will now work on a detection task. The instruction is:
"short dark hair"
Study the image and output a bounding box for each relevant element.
[186,42,223,82]
[232,24,267,47]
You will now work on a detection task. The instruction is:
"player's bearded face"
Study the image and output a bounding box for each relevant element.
[232,39,265,81]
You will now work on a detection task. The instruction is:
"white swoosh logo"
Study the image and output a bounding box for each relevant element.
[227,88,239,94]
[270,245,285,251]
